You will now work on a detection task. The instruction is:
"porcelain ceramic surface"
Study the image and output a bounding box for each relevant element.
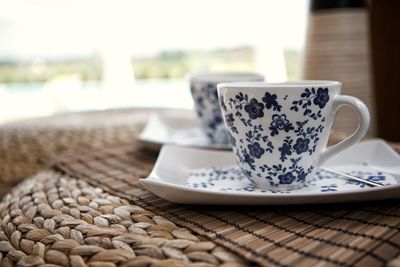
[218,81,370,191]
[139,112,231,150]
[186,165,395,193]
[140,139,400,205]
[190,72,264,145]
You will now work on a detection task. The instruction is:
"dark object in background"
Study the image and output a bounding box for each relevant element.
[369,0,400,141]
[303,0,376,138]
[310,0,365,10]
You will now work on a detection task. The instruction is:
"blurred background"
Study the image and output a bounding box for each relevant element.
[1,0,398,141]
[0,0,308,124]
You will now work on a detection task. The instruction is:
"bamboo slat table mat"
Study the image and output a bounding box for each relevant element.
[50,142,400,267]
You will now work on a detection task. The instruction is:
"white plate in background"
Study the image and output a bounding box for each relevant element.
[139,112,231,150]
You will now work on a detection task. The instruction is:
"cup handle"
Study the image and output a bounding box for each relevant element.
[319,95,370,164]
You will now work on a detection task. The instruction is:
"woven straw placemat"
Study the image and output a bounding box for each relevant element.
[49,142,400,267]
[0,169,248,267]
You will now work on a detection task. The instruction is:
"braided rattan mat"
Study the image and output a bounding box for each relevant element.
[49,142,400,267]
[0,170,247,267]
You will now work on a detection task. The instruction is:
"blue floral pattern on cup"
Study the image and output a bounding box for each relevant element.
[191,83,230,144]
[269,114,294,136]
[233,125,274,171]
[220,87,334,190]
[290,87,330,120]
[278,120,324,162]
[191,73,264,145]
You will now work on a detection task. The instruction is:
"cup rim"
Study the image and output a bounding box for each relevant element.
[190,72,264,83]
[217,80,342,89]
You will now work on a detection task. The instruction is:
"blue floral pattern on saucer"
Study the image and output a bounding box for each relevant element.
[187,163,398,194]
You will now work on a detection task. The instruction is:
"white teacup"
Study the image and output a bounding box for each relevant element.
[218,81,370,190]
[190,72,264,145]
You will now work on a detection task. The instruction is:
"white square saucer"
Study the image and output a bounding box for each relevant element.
[139,112,231,150]
[140,139,400,205]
